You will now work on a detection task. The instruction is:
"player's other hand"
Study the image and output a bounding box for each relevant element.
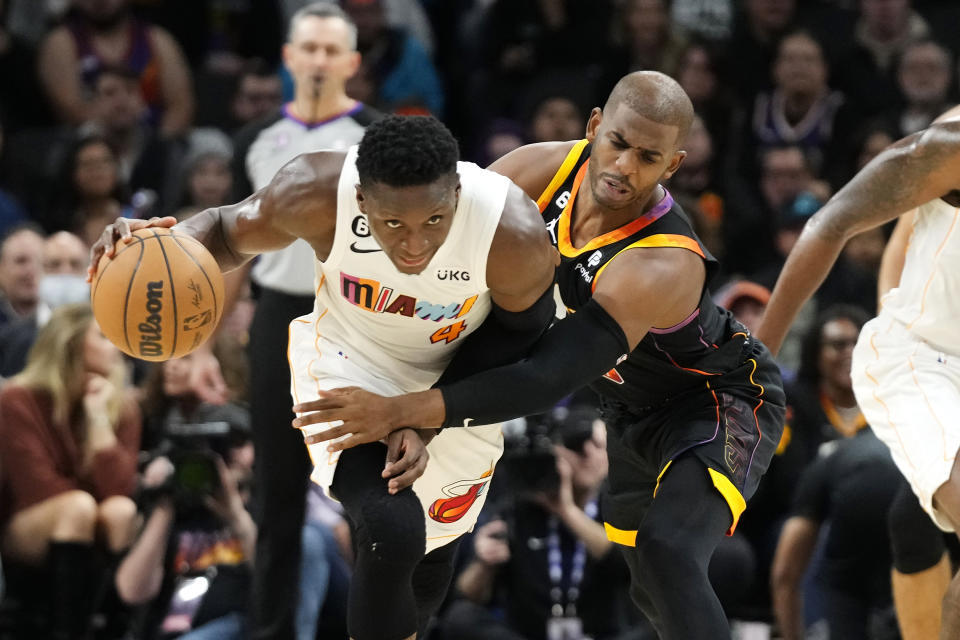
[474,519,510,566]
[382,428,429,494]
[294,387,399,451]
[87,216,178,282]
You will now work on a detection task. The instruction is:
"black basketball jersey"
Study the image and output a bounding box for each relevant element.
[538,140,756,410]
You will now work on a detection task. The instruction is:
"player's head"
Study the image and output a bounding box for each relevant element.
[284,2,360,100]
[586,71,693,210]
[355,115,461,274]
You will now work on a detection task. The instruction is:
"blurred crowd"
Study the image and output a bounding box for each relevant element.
[2,0,959,638]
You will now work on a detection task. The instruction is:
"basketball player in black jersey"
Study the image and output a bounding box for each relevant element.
[295,71,786,639]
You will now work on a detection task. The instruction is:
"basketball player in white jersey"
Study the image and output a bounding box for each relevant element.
[757,105,960,639]
[87,115,558,640]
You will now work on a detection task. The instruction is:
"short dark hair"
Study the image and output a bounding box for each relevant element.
[356,115,459,188]
[797,304,871,385]
[604,71,695,146]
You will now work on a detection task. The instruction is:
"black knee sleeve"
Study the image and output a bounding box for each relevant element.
[888,480,946,574]
[333,443,427,640]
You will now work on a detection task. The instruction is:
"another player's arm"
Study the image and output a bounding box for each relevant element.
[296,247,702,441]
[757,119,960,355]
[876,208,916,309]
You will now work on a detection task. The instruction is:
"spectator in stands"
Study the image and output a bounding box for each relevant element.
[48,133,133,246]
[0,303,140,640]
[831,0,932,118]
[229,59,284,133]
[888,39,954,138]
[604,0,689,80]
[674,40,736,160]
[0,223,44,330]
[736,31,852,186]
[0,0,55,132]
[342,0,445,115]
[1,231,90,377]
[727,0,798,104]
[440,407,633,640]
[712,280,771,336]
[771,428,901,639]
[37,0,194,137]
[82,64,180,215]
[172,130,233,221]
[669,115,725,260]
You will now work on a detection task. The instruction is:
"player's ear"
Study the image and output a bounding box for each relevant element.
[662,150,687,181]
[355,184,367,213]
[585,108,603,141]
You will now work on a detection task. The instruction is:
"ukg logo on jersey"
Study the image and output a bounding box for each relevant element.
[339,272,478,322]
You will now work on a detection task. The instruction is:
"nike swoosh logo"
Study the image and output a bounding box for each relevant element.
[350,242,382,254]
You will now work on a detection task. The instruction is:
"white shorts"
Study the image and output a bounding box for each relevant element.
[288,315,504,553]
[852,314,960,531]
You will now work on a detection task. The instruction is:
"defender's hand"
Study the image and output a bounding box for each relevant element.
[294,387,399,452]
[87,216,177,282]
[382,428,429,494]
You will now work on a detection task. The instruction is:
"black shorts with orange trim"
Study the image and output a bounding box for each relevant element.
[598,341,785,545]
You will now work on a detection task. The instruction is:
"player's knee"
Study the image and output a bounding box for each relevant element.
[889,484,946,574]
[354,490,425,565]
[633,527,701,582]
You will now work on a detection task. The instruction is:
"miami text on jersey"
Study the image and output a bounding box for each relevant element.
[340,271,478,322]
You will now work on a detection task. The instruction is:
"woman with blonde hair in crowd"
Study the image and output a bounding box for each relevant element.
[0,302,141,640]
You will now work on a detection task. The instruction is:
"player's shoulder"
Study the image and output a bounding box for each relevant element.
[488,141,583,202]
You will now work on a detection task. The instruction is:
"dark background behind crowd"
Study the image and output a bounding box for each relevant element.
[1,0,959,639]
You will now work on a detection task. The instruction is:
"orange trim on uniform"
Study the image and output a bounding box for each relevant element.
[603,522,638,547]
[591,234,707,293]
[820,393,867,438]
[536,139,590,212]
[907,208,959,330]
[707,468,747,535]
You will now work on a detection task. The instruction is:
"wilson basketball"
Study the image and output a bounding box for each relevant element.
[91,228,224,361]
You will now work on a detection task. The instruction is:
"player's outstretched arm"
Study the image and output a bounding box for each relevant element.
[757,118,960,355]
[294,246,703,447]
[87,152,342,281]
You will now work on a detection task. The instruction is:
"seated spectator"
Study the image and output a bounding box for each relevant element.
[0,303,141,640]
[713,280,771,336]
[771,428,901,640]
[343,0,445,116]
[228,59,284,133]
[172,129,234,221]
[726,0,799,105]
[668,115,725,261]
[37,0,194,137]
[0,230,89,377]
[81,64,181,216]
[440,406,634,640]
[886,39,954,138]
[0,223,44,330]
[602,0,689,81]
[45,133,134,246]
[831,0,932,119]
[674,40,736,161]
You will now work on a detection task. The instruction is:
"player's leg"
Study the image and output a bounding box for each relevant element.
[930,454,960,639]
[332,442,426,640]
[248,289,314,640]
[622,455,733,639]
[411,539,461,637]
[888,479,949,640]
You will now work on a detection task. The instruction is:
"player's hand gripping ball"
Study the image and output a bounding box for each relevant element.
[91,228,224,361]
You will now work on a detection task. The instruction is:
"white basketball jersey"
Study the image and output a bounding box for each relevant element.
[305,146,511,391]
[882,197,960,354]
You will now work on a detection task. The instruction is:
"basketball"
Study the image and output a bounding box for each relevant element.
[91,228,225,361]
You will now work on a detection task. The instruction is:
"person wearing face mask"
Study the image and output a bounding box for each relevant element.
[0,303,141,640]
[0,231,90,378]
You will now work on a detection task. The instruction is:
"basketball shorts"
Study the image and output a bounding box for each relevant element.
[852,314,960,532]
[288,314,504,553]
[599,345,785,545]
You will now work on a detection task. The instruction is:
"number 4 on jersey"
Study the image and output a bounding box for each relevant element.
[431,320,467,344]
